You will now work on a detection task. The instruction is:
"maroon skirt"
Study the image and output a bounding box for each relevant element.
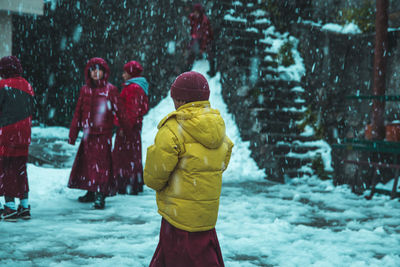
[112,127,144,193]
[150,218,225,267]
[68,133,116,196]
[0,156,29,198]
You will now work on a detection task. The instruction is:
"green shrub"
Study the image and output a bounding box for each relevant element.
[297,106,325,139]
[311,153,332,180]
[277,41,295,67]
[338,0,375,33]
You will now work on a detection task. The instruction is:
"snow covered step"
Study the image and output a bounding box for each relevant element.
[221,19,248,29]
[226,46,259,57]
[258,41,273,51]
[260,132,316,144]
[259,50,279,59]
[256,79,302,90]
[259,60,278,69]
[270,143,322,155]
[259,120,302,135]
[276,155,313,169]
[251,89,305,104]
[246,96,305,109]
[281,168,314,179]
[222,28,264,40]
[229,37,264,48]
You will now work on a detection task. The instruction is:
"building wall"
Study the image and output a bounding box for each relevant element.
[0,12,11,58]
[0,0,43,58]
[0,0,43,15]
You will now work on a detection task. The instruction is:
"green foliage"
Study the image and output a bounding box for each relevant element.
[259,0,293,32]
[277,41,295,67]
[297,106,325,139]
[338,0,375,33]
[311,153,332,180]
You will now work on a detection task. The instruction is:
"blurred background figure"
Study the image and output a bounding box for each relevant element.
[187,3,216,76]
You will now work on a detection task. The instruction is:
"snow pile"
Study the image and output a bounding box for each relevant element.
[321,23,362,34]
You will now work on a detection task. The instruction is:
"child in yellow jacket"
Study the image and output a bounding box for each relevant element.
[144,71,233,267]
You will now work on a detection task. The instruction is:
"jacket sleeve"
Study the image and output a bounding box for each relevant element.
[222,136,234,172]
[69,87,83,145]
[124,85,149,127]
[144,125,180,191]
[108,85,131,135]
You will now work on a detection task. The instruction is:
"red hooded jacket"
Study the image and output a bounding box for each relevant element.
[69,58,124,144]
[0,77,34,157]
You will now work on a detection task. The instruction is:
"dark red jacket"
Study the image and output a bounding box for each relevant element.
[69,58,124,144]
[0,77,34,156]
[118,82,148,129]
[189,6,213,52]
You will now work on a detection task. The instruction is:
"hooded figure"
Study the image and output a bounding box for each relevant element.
[68,57,126,209]
[145,71,233,267]
[0,56,34,221]
[112,60,149,195]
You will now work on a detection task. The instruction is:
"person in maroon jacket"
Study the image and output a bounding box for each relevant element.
[187,3,216,76]
[68,57,126,209]
[113,61,149,195]
[0,56,34,222]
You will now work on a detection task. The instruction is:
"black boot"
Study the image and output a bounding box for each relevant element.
[93,192,105,209]
[78,191,95,203]
[207,59,216,77]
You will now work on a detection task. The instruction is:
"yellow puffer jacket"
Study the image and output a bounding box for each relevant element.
[144,100,234,232]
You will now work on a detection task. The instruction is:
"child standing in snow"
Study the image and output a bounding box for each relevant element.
[113,60,149,195]
[144,71,233,267]
[68,57,125,209]
[0,56,35,221]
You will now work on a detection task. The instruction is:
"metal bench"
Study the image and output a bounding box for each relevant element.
[333,138,400,199]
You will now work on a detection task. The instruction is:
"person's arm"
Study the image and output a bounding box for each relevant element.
[124,85,145,128]
[68,87,83,145]
[222,136,234,172]
[108,85,132,135]
[144,125,180,191]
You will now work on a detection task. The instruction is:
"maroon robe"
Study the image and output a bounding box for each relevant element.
[150,218,225,267]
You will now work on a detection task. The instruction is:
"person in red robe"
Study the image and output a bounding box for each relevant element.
[113,60,149,195]
[187,3,216,76]
[0,56,35,221]
[68,57,126,209]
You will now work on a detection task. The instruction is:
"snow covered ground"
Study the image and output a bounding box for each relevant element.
[1,61,400,266]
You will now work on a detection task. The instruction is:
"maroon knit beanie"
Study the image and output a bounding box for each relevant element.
[0,56,23,79]
[170,71,210,102]
[193,3,204,14]
[123,61,143,78]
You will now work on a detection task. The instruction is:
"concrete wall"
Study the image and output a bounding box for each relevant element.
[0,12,11,58]
[0,0,43,58]
[0,0,43,15]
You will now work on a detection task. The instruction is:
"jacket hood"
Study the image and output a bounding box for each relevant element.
[159,101,226,149]
[125,76,149,95]
[84,57,110,88]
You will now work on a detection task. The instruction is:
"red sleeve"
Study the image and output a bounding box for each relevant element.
[122,84,149,128]
[69,87,84,144]
[108,85,132,136]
